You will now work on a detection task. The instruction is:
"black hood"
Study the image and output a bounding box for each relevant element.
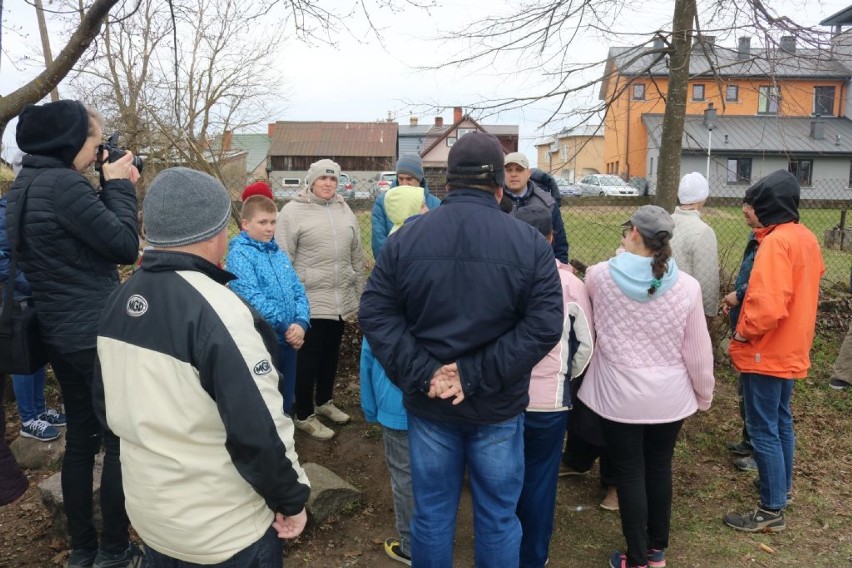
[745,169,800,226]
[16,100,89,167]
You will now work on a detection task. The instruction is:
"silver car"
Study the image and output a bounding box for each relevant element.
[577,174,638,197]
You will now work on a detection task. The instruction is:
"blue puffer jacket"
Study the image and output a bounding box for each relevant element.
[370,182,440,259]
[0,197,32,301]
[729,231,758,333]
[226,232,310,341]
[360,188,564,425]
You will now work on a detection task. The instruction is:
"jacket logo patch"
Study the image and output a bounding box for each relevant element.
[126,295,148,317]
[253,359,273,375]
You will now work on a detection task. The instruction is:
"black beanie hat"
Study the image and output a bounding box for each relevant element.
[446,132,505,188]
[16,100,90,167]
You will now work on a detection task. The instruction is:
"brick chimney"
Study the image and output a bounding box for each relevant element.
[780,36,796,54]
[737,37,751,61]
[435,116,444,127]
[453,106,463,123]
[222,130,233,151]
[410,116,418,127]
[268,122,276,137]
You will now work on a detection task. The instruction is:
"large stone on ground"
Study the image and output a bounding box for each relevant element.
[38,453,103,536]
[10,431,66,469]
[302,462,362,525]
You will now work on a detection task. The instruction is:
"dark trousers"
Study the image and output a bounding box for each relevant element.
[294,318,345,421]
[602,418,683,568]
[0,374,28,505]
[737,376,752,447]
[562,433,616,486]
[143,526,283,567]
[277,341,297,416]
[50,348,129,554]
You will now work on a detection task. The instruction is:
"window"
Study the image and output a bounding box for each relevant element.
[726,158,752,184]
[561,145,567,161]
[692,84,705,101]
[788,159,813,186]
[758,86,780,114]
[446,137,456,147]
[726,85,739,102]
[649,157,654,176]
[814,86,836,116]
[632,83,646,100]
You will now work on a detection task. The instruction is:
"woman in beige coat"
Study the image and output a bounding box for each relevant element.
[276,159,366,440]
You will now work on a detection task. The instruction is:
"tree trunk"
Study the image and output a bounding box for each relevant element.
[0,0,119,138]
[655,0,696,212]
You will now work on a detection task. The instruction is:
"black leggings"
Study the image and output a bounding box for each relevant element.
[602,418,683,568]
[294,318,345,420]
[50,348,129,554]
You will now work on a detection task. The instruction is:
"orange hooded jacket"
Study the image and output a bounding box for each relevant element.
[729,171,825,379]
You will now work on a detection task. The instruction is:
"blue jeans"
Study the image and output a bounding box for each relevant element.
[143,526,283,567]
[12,366,47,423]
[517,411,568,568]
[741,373,795,510]
[277,341,297,416]
[408,413,524,568]
[382,426,413,557]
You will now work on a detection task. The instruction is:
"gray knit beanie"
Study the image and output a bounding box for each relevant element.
[306,159,340,189]
[143,167,232,247]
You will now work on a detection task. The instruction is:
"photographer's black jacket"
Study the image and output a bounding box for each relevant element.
[6,154,138,354]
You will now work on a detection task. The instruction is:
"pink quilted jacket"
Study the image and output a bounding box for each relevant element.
[577,261,714,424]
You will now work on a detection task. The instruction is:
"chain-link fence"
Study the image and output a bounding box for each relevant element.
[332,175,851,293]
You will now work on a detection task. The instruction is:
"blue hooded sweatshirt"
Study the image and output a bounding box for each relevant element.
[226,232,310,341]
[608,251,679,302]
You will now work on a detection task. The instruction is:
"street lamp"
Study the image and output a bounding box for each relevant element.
[704,102,717,181]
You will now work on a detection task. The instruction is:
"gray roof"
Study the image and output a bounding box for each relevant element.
[230,133,270,173]
[642,114,852,155]
[821,5,852,25]
[608,44,852,79]
[399,125,431,136]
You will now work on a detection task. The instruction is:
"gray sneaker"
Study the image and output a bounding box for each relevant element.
[723,507,785,532]
[734,456,758,472]
[66,548,97,568]
[93,543,144,568]
[829,377,851,390]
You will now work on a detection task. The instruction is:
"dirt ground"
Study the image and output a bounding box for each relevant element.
[2,316,851,567]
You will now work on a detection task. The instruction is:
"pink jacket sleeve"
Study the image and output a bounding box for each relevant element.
[681,286,715,410]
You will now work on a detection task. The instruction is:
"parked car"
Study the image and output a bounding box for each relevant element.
[577,174,638,197]
[374,171,396,195]
[556,178,582,197]
[273,177,302,200]
[337,173,355,199]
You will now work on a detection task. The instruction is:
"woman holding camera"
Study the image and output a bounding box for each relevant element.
[7,100,140,567]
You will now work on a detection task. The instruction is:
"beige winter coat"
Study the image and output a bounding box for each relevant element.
[670,207,720,317]
[275,189,366,320]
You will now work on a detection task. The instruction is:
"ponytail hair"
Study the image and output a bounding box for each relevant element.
[641,231,672,295]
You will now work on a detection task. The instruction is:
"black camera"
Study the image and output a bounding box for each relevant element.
[95,131,144,173]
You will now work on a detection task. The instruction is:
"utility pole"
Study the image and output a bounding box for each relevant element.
[34,0,60,102]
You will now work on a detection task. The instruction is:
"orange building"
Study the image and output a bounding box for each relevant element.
[599,36,851,182]
[534,125,605,182]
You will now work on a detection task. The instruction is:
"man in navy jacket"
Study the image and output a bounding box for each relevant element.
[359,132,563,568]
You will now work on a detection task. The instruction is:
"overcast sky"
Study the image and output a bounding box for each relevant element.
[3,0,852,165]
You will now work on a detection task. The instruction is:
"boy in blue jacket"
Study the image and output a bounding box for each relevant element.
[227,195,310,414]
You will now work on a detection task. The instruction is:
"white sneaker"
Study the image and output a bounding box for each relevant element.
[315,401,350,424]
[294,415,335,440]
